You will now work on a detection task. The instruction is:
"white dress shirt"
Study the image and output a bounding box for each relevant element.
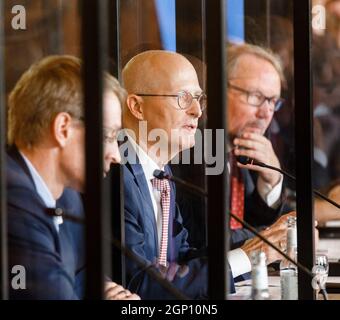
[125,134,165,247]
[257,175,283,208]
[20,152,63,232]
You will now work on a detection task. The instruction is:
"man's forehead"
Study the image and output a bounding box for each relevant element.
[230,57,281,94]
[233,55,280,78]
[232,76,281,96]
[158,65,201,92]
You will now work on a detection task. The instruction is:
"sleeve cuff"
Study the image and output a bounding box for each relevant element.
[257,174,283,208]
[314,147,328,168]
[227,248,252,278]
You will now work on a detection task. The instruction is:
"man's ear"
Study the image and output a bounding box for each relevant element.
[52,112,73,148]
[126,94,144,120]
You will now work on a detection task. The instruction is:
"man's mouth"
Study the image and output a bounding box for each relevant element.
[244,126,265,134]
[182,124,197,132]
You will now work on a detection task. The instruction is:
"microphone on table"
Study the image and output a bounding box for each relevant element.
[153,169,329,299]
[236,155,340,210]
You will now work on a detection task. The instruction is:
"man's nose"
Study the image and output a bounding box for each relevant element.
[186,98,202,118]
[256,99,273,118]
[107,142,121,164]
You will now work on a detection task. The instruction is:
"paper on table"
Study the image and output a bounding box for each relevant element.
[325,221,340,227]
[318,239,340,262]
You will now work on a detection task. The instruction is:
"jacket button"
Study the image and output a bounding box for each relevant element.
[55,208,64,216]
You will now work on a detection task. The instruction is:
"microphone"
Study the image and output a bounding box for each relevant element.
[153,169,329,299]
[153,169,208,197]
[236,156,340,210]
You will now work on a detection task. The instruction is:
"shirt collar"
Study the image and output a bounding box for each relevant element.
[124,131,164,181]
[20,151,56,208]
[20,151,63,230]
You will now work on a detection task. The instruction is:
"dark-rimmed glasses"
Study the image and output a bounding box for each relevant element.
[228,82,284,112]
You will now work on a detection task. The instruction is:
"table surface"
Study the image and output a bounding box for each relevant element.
[230,276,340,300]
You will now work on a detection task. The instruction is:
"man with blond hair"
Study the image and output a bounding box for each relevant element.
[7,55,139,300]
[225,43,286,248]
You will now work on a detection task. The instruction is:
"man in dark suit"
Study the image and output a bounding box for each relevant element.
[6,55,139,300]
[121,50,289,299]
[171,44,287,252]
[226,44,287,247]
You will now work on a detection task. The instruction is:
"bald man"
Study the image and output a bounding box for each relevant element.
[121,50,287,299]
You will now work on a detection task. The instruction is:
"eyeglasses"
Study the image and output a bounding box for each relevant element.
[228,83,284,112]
[102,128,118,145]
[135,90,207,112]
[71,115,118,145]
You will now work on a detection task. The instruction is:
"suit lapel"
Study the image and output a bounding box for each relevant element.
[58,222,76,276]
[126,161,159,252]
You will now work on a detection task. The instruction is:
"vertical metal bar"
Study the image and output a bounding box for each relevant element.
[108,0,121,78]
[293,0,315,300]
[266,0,271,46]
[110,164,125,287]
[175,0,207,247]
[201,0,208,249]
[205,0,229,299]
[82,0,110,299]
[201,0,207,91]
[175,0,204,60]
[56,0,64,53]
[244,0,267,42]
[0,0,8,300]
[108,0,125,288]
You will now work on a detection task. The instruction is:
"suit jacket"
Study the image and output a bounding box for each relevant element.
[175,166,283,250]
[123,160,235,299]
[7,147,85,299]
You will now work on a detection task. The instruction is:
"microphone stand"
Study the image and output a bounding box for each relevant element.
[237,156,340,210]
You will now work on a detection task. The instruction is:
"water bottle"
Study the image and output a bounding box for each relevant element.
[251,250,270,300]
[280,216,298,300]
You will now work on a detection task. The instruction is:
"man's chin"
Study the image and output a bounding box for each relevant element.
[247,128,264,134]
[180,139,195,152]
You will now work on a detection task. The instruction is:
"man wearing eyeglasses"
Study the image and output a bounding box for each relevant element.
[226,44,286,250]
[121,50,287,299]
